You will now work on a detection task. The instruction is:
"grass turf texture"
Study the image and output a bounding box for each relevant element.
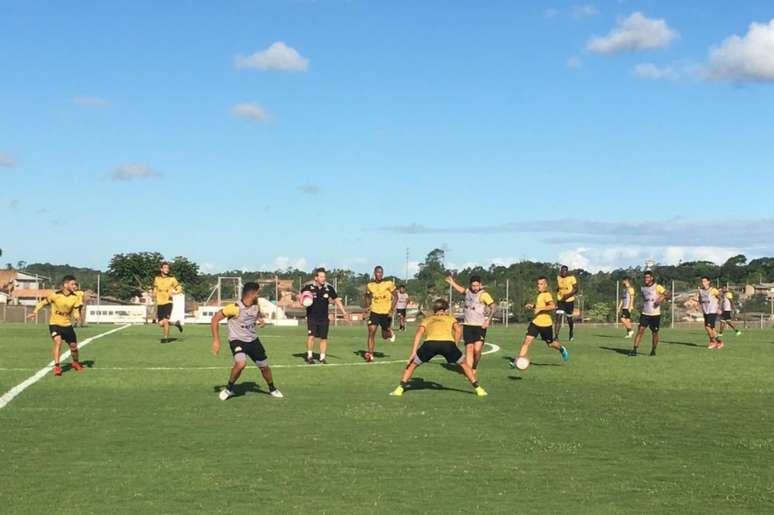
[0,323,772,514]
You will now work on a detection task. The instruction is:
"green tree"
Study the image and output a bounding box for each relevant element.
[587,302,612,322]
[105,252,165,301]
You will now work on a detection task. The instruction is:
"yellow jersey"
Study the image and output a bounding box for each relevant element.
[34,291,83,327]
[154,276,180,305]
[557,275,577,302]
[367,280,396,315]
[420,314,457,341]
[533,292,554,327]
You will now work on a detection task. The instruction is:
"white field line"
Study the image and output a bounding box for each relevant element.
[0,324,131,409]
[0,342,501,372]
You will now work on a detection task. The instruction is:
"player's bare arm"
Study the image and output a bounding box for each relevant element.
[483,301,496,329]
[210,310,226,354]
[334,298,348,317]
[445,276,466,295]
[453,321,462,345]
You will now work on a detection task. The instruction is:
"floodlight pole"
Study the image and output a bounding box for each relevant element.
[671,280,676,329]
[334,275,338,327]
[505,279,510,328]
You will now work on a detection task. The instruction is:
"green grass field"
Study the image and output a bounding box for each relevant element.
[1,322,773,514]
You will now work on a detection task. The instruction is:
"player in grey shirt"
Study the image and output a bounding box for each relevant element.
[210,282,283,400]
[395,285,410,331]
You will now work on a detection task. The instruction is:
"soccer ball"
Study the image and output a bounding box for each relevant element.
[515,357,530,370]
[300,291,314,307]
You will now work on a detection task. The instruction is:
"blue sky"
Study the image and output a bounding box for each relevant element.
[2,0,774,274]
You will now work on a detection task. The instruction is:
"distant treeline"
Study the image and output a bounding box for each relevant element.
[16,251,774,323]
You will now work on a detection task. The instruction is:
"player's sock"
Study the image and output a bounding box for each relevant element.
[227,381,235,391]
[267,382,276,392]
[400,381,408,388]
[307,350,313,359]
[319,353,326,361]
[568,319,574,340]
[471,381,480,389]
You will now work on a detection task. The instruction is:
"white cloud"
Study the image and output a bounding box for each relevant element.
[633,62,677,80]
[587,12,678,54]
[111,163,162,181]
[274,256,308,271]
[235,42,309,72]
[567,56,584,69]
[573,4,599,18]
[558,246,743,272]
[0,152,16,167]
[73,96,108,108]
[707,18,774,82]
[231,102,271,123]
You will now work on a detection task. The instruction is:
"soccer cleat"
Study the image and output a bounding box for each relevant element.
[306,356,315,365]
[269,389,284,398]
[389,385,404,397]
[624,332,633,339]
[649,349,657,357]
[71,361,84,372]
[389,333,396,343]
[318,358,327,365]
[716,341,725,350]
[364,352,374,363]
[160,338,167,344]
[53,366,63,376]
[508,359,516,369]
[628,349,638,357]
[218,388,234,401]
[175,320,183,333]
[708,342,718,350]
[569,337,575,342]
[560,346,569,362]
[474,386,488,397]
[735,331,742,337]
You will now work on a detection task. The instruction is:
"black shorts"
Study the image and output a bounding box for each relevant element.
[396,309,407,317]
[157,303,173,320]
[462,325,487,345]
[415,340,463,364]
[721,311,732,321]
[307,318,330,339]
[621,309,632,320]
[639,314,661,332]
[703,313,718,329]
[229,339,268,365]
[527,323,554,343]
[49,325,77,344]
[556,301,575,317]
[368,313,392,331]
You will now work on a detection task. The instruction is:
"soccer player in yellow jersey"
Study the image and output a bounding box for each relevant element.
[512,277,569,368]
[363,265,398,362]
[390,298,487,397]
[718,286,742,337]
[555,265,578,341]
[618,276,636,338]
[73,281,85,327]
[153,262,183,343]
[26,275,84,376]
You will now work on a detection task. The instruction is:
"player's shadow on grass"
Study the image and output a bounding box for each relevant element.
[662,340,702,348]
[599,346,633,356]
[440,363,465,375]
[211,382,266,397]
[353,350,390,359]
[63,359,96,371]
[405,377,473,395]
[594,334,621,339]
[500,356,559,367]
[291,352,341,362]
